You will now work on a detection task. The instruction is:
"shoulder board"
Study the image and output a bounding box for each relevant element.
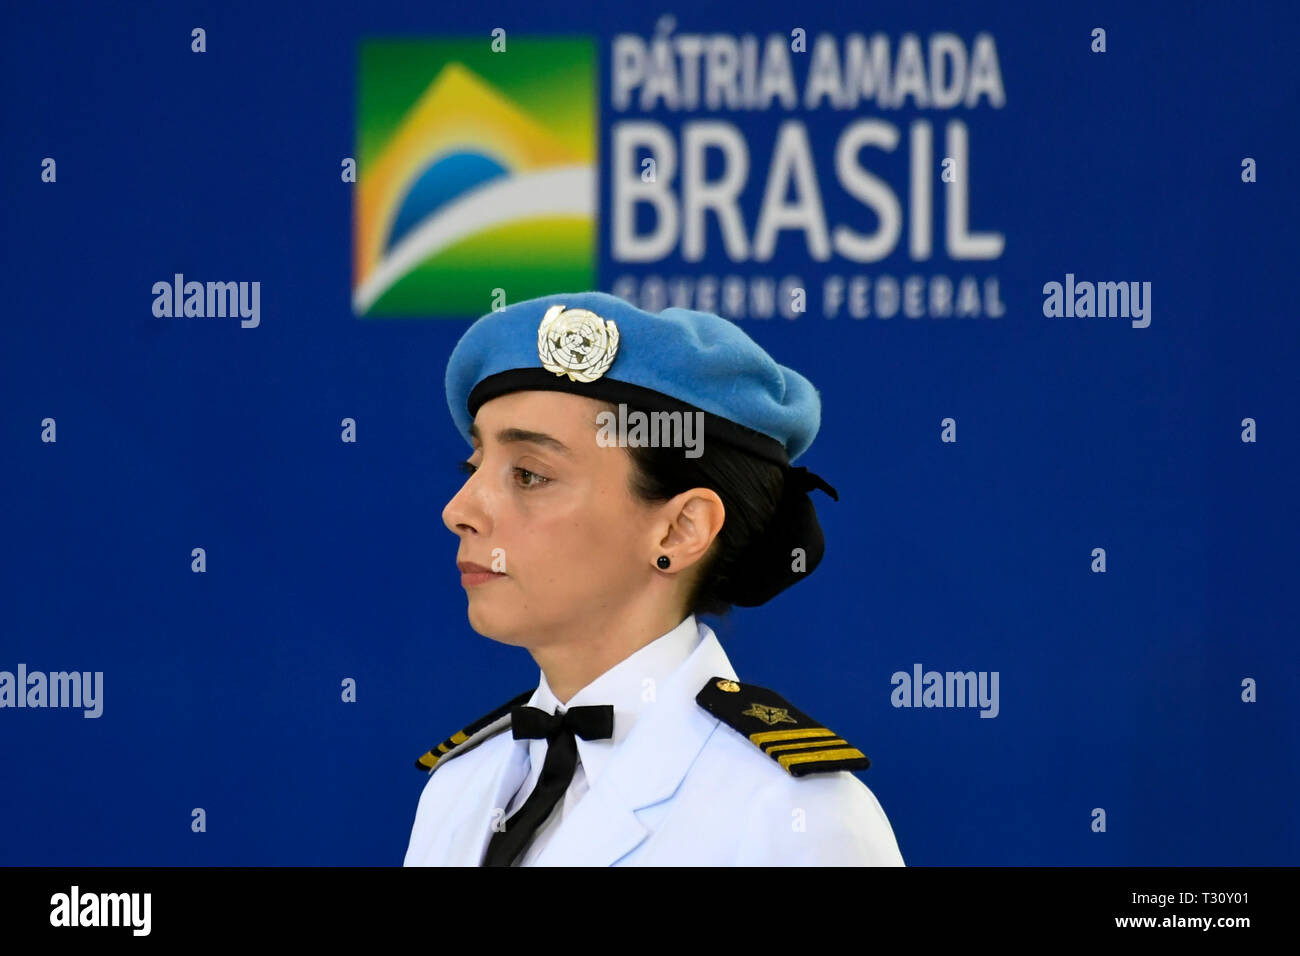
[413,688,534,774]
[695,676,871,777]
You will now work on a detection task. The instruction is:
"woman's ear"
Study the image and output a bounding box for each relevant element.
[655,489,725,571]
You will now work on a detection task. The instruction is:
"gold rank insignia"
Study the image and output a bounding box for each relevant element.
[413,688,534,774]
[537,304,620,383]
[695,676,872,777]
[741,702,797,726]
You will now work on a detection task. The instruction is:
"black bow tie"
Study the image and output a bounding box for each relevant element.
[481,704,614,867]
[509,703,614,742]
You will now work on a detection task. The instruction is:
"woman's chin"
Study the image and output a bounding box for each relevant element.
[465,601,528,646]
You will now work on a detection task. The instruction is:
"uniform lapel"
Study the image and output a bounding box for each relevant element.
[412,731,531,867]
[530,624,737,866]
[462,735,532,865]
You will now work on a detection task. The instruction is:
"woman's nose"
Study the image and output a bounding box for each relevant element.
[443,478,483,536]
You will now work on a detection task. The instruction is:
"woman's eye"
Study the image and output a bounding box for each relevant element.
[456,459,549,489]
[513,467,550,489]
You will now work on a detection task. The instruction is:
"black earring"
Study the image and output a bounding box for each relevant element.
[657,555,671,569]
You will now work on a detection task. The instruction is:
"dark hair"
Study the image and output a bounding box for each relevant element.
[604,400,786,619]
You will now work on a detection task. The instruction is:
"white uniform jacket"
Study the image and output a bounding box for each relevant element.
[404,617,905,866]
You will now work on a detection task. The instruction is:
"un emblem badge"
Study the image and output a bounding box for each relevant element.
[537,305,620,383]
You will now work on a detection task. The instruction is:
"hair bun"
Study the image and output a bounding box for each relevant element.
[715,466,839,607]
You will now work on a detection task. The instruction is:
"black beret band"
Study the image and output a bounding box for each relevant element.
[468,368,792,468]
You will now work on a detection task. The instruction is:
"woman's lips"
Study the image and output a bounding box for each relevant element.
[460,569,507,588]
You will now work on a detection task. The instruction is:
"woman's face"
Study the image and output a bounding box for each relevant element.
[442,390,660,647]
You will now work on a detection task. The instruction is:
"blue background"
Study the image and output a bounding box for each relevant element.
[2,0,1296,865]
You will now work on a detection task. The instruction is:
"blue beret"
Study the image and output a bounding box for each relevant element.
[444,291,821,464]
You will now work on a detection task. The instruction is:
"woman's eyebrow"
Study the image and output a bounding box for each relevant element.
[468,422,575,459]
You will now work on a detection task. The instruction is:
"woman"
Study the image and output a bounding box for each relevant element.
[404,291,905,866]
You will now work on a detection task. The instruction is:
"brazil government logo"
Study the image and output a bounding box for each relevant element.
[353,39,595,317]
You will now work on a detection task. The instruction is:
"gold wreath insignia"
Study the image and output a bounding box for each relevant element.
[742,703,798,726]
[537,305,620,383]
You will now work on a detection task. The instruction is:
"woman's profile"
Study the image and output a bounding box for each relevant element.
[403,291,905,867]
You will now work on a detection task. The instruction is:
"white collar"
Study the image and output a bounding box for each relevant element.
[525,614,703,789]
